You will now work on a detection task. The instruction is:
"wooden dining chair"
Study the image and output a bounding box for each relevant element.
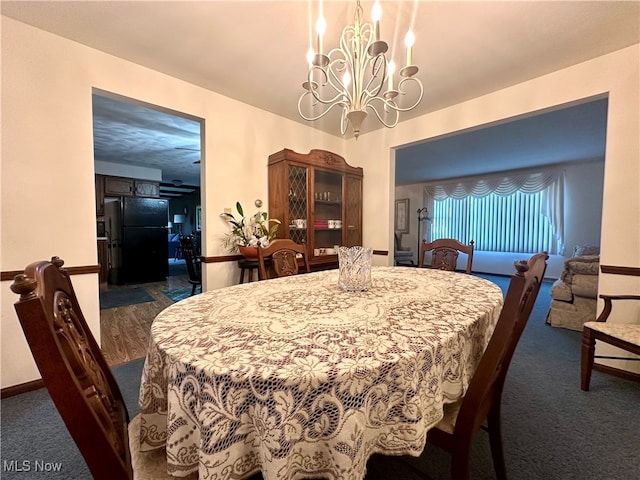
[424,251,548,480]
[179,234,202,295]
[10,257,195,480]
[257,239,310,280]
[419,238,475,274]
[581,294,640,391]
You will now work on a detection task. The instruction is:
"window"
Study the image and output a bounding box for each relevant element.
[427,170,564,255]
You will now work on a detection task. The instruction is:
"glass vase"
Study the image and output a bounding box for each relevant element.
[338,246,373,291]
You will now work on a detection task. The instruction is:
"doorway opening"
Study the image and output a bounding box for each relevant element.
[92,89,204,365]
[393,95,608,278]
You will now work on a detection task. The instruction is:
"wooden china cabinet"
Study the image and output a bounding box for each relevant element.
[268,148,363,270]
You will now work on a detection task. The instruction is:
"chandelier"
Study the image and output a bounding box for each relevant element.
[298,0,423,139]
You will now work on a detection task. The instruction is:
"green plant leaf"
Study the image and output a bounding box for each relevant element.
[220,201,281,253]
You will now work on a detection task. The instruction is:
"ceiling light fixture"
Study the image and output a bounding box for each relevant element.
[298,0,423,139]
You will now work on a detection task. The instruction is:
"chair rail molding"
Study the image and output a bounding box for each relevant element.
[600,265,640,276]
[1,265,100,282]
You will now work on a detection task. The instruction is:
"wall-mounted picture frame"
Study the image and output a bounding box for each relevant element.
[196,205,202,231]
[395,198,410,233]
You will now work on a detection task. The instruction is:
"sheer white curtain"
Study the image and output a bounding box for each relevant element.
[540,176,564,255]
[426,169,565,255]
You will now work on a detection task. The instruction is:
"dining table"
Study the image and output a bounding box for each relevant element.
[138,266,504,480]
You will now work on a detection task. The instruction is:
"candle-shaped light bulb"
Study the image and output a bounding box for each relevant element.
[387,60,395,90]
[371,1,382,41]
[343,70,351,88]
[405,29,415,66]
[316,16,326,54]
[306,48,314,68]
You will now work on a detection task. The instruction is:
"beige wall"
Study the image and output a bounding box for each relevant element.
[348,44,639,374]
[348,44,639,276]
[0,17,345,388]
[2,15,639,388]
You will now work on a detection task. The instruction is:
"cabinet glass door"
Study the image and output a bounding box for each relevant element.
[313,170,343,257]
[288,165,308,246]
[345,176,362,246]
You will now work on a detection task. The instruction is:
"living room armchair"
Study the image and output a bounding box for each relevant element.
[394,232,414,266]
[546,244,600,331]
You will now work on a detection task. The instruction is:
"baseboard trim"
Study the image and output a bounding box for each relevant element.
[1,378,44,399]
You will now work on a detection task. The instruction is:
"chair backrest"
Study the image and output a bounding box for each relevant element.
[257,239,310,280]
[454,251,548,439]
[419,238,475,274]
[179,234,201,284]
[394,232,402,252]
[10,257,133,480]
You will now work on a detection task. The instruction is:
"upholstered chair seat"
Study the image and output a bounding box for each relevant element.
[581,294,640,391]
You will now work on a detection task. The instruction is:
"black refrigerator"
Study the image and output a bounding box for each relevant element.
[119,197,168,284]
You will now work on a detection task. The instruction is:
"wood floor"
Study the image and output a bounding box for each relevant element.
[100,265,191,367]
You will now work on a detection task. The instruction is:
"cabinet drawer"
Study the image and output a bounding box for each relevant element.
[134,180,160,198]
[104,176,134,196]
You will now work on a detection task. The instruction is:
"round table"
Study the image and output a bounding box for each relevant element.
[139,267,503,480]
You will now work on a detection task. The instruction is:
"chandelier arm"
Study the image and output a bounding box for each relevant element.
[337,28,357,106]
[363,77,424,114]
[298,92,348,121]
[352,25,367,110]
[340,108,349,135]
[361,54,386,105]
[302,62,356,105]
[366,98,400,128]
[326,57,354,105]
[391,77,424,112]
[308,65,328,85]
[307,63,350,106]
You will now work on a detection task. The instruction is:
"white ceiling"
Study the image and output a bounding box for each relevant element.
[92,92,203,187]
[3,1,638,186]
[395,96,609,184]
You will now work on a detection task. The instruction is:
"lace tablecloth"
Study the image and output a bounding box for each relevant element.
[139,267,503,479]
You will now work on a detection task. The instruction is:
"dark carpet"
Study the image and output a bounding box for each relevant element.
[0,359,144,479]
[162,286,194,303]
[99,287,154,309]
[2,274,638,479]
[168,260,188,277]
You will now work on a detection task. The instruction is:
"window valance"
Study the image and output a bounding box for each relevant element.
[426,170,564,200]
